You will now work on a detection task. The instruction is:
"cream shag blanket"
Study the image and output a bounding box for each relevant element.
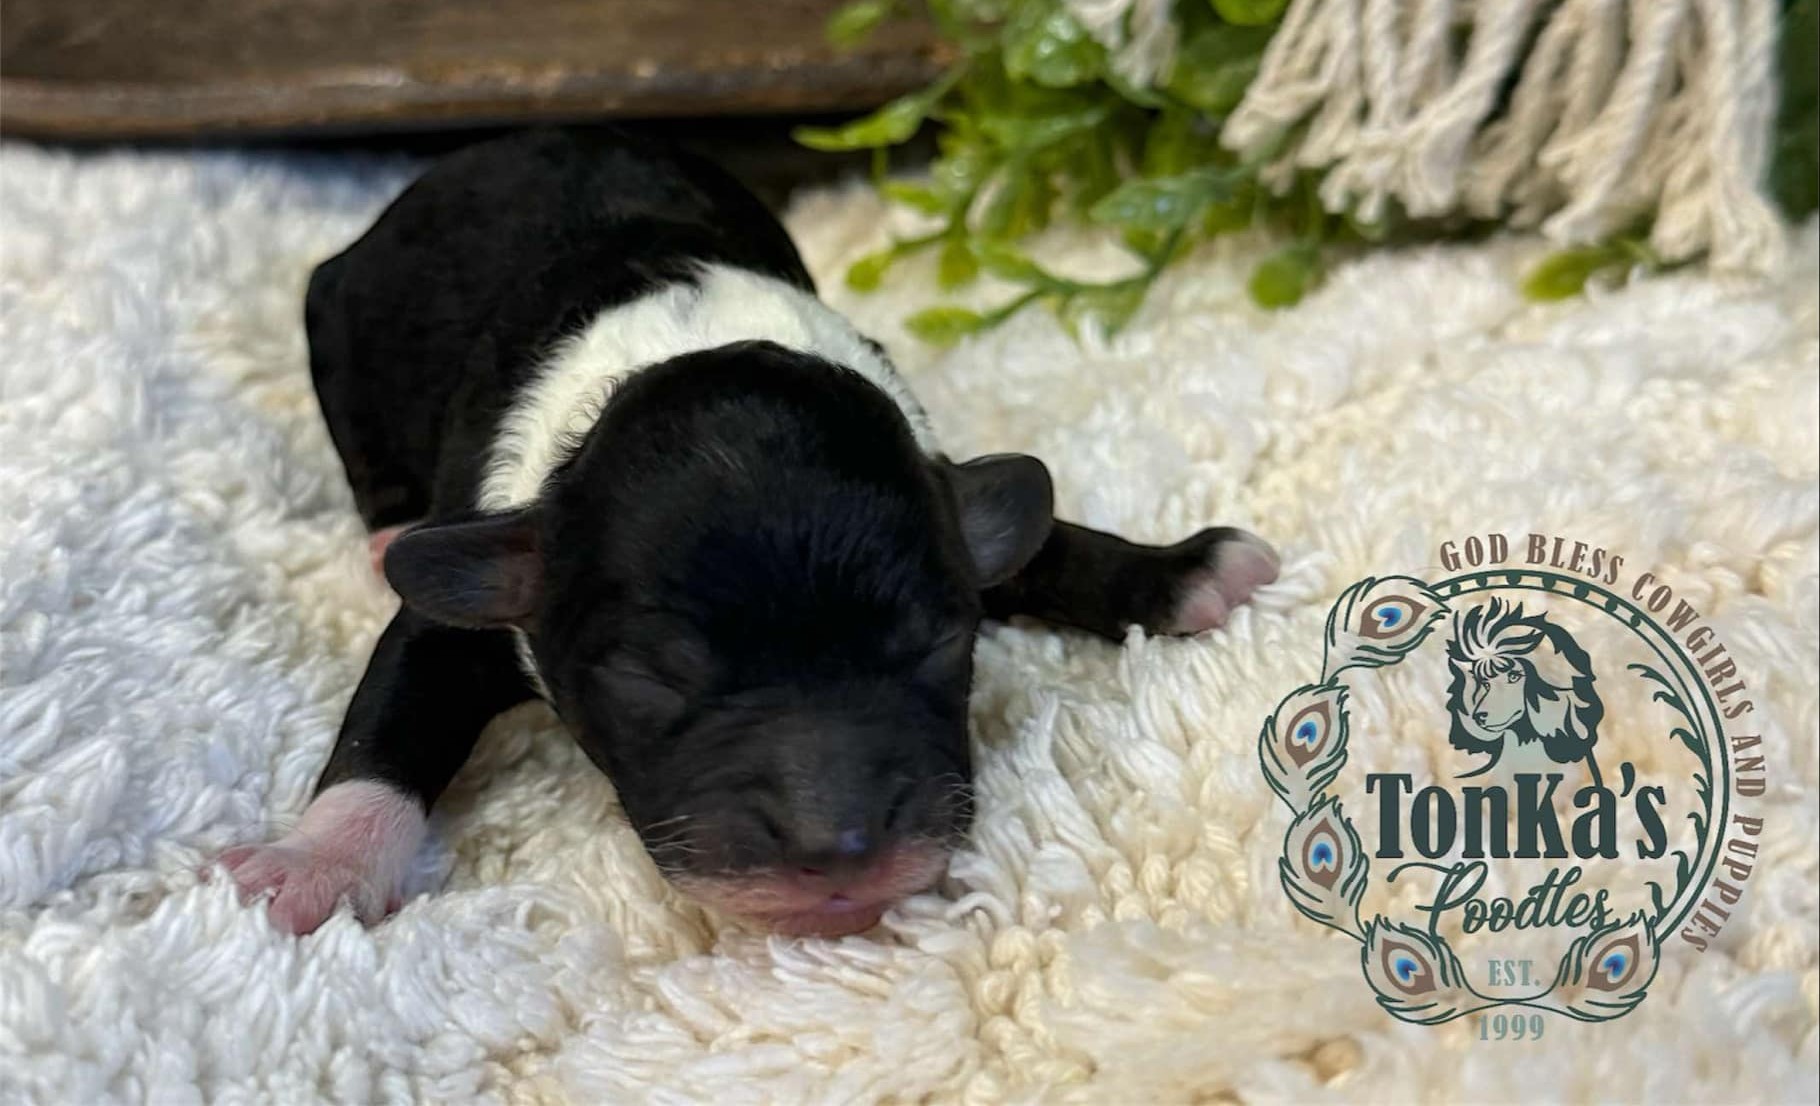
[0,142,1815,1104]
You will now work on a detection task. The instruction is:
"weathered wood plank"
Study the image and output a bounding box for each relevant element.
[0,0,949,140]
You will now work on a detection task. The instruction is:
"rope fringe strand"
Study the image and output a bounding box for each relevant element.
[1222,0,1787,272]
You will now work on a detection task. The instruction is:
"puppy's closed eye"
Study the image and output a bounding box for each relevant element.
[592,658,691,732]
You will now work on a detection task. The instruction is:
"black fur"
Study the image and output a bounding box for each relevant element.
[306,126,812,529]
[523,341,988,866]
[304,126,1270,889]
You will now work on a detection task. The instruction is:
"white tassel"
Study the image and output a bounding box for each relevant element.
[1463,0,1596,222]
[1310,0,1414,224]
[1540,0,1687,247]
[1065,0,1180,89]
[1221,0,1351,155]
[1405,0,1545,215]
[1221,0,1789,274]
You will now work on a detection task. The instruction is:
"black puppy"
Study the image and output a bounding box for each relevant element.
[220,127,1278,937]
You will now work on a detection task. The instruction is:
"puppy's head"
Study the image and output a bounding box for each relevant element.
[384,341,1052,936]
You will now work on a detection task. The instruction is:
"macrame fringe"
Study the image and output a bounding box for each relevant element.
[1068,0,1182,88]
[1221,0,1787,274]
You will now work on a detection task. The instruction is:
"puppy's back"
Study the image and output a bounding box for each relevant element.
[306,126,815,526]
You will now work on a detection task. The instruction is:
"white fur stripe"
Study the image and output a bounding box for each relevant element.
[477,263,935,514]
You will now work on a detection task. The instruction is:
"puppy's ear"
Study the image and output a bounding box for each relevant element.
[943,454,1054,586]
[383,509,541,627]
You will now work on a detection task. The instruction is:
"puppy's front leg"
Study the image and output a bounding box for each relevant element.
[218,608,533,933]
[983,522,1279,641]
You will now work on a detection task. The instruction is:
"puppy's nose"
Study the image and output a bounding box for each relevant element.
[834,827,870,857]
[790,824,875,878]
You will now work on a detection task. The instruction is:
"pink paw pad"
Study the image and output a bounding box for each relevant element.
[214,781,426,935]
[1169,530,1280,634]
[219,840,400,934]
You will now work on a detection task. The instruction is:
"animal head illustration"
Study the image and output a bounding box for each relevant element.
[1444,598,1604,781]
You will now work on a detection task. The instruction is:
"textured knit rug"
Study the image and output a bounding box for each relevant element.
[1,141,1815,1104]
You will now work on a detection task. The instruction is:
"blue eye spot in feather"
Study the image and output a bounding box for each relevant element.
[1294,720,1318,746]
[1310,842,1334,867]
[1394,956,1419,982]
[1375,604,1402,628]
[1601,952,1628,978]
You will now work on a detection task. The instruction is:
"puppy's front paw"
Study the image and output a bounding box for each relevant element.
[216,781,426,935]
[1165,528,1280,634]
[219,839,398,933]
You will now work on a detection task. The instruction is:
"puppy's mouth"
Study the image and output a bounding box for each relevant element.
[751,894,892,938]
[669,843,951,938]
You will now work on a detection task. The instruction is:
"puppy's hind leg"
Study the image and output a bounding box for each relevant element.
[983,522,1278,641]
[217,609,534,933]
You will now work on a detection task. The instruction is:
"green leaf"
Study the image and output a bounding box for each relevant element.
[1165,24,1272,114]
[1172,54,1259,116]
[980,166,1055,239]
[1249,242,1321,308]
[1122,227,1166,256]
[1141,109,1198,177]
[794,90,933,151]
[906,306,989,345]
[1003,2,1105,88]
[932,131,993,198]
[1061,283,1147,336]
[1778,0,1819,122]
[1769,127,1820,220]
[881,180,954,215]
[978,103,1112,152]
[973,239,1045,281]
[1520,244,1630,301]
[931,0,1010,24]
[845,248,897,292]
[1202,178,1259,235]
[1068,129,1122,214]
[1212,0,1289,27]
[1769,0,1820,218]
[938,237,981,288]
[826,0,895,46]
[1103,68,1169,109]
[1090,169,1234,231]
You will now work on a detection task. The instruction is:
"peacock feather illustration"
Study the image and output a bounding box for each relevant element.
[1360,918,1483,1025]
[1279,796,1368,939]
[1259,682,1350,812]
[1322,576,1449,680]
[1546,911,1660,1022]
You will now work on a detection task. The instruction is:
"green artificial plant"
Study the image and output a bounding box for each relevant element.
[796,0,1820,343]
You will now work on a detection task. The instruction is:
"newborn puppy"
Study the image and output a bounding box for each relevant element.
[220,127,1278,938]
